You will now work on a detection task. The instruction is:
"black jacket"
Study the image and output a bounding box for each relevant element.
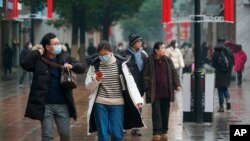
[21,45,85,121]
[212,44,234,88]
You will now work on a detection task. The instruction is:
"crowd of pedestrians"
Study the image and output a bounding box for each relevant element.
[13,31,247,141]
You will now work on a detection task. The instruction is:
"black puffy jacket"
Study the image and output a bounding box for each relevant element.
[21,45,85,121]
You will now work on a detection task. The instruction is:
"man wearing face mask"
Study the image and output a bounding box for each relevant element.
[120,33,148,136]
[21,33,85,141]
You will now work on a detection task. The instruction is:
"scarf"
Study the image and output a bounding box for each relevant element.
[128,47,144,71]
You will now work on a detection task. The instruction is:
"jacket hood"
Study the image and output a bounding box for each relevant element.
[85,53,127,65]
[214,43,225,51]
[31,44,67,52]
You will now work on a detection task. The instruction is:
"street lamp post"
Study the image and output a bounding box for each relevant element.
[30,0,35,44]
[194,0,203,123]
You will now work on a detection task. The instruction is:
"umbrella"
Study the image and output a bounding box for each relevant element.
[225,42,241,53]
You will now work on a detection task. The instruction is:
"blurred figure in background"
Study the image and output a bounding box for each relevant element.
[180,42,194,73]
[87,42,97,56]
[233,44,247,87]
[64,43,71,55]
[3,43,13,80]
[19,42,33,88]
[212,38,234,112]
[115,42,126,54]
[165,40,185,76]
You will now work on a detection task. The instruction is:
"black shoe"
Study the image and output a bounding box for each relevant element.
[131,129,142,136]
[227,103,231,110]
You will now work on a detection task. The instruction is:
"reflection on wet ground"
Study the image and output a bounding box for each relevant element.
[0,72,249,141]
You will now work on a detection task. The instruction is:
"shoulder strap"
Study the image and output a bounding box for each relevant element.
[41,57,63,68]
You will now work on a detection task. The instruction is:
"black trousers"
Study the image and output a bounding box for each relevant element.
[151,98,170,135]
[237,70,242,85]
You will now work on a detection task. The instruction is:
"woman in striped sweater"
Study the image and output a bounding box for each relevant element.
[85,40,144,141]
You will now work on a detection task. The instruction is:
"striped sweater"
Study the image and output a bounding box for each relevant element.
[95,62,124,105]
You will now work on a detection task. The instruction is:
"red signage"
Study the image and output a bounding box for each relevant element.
[162,0,171,23]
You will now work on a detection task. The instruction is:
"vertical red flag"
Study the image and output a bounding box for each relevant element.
[47,0,53,18]
[12,0,18,18]
[162,0,171,23]
[224,0,234,22]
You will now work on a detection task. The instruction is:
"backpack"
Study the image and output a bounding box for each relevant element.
[217,47,233,71]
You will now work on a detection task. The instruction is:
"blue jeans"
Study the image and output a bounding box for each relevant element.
[217,87,230,106]
[94,103,124,141]
[41,104,70,141]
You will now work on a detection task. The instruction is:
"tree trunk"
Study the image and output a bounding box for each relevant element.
[102,20,111,41]
[71,6,85,60]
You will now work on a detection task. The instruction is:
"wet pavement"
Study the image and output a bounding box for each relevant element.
[0,68,250,141]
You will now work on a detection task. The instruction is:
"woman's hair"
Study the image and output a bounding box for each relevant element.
[170,40,176,47]
[97,40,113,52]
[153,41,164,54]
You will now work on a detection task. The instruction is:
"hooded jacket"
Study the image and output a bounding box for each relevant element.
[212,44,234,88]
[21,44,85,121]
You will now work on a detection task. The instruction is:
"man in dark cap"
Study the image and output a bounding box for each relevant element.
[120,33,147,136]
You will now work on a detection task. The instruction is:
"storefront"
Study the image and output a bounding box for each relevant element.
[0,0,23,69]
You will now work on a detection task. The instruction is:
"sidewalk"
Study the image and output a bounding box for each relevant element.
[0,71,250,141]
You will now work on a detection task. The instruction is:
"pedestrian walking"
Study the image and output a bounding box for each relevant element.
[180,42,194,73]
[19,41,33,88]
[114,42,126,54]
[120,33,147,136]
[212,38,234,112]
[21,32,85,141]
[3,43,13,80]
[143,41,181,140]
[233,44,247,87]
[85,40,144,141]
[165,40,185,76]
[64,42,71,55]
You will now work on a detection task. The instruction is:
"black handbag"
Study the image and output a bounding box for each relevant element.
[41,57,77,90]
[61,68,77,89]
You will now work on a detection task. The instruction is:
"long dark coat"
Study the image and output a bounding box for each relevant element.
[212,45,234,88]
[21,45,85,121]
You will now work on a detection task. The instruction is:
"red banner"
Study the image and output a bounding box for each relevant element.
[162,0,171,23]
[224,0,234,22]
[12,0,18,17]
[47,0,53,18]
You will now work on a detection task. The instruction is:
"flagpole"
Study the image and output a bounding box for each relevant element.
[194,0,203,123]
